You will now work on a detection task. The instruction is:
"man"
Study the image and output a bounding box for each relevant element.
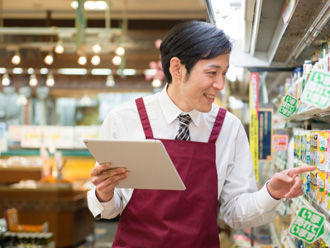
[87,21,314,247]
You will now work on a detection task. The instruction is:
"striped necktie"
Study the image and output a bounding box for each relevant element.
[175,114,192,141]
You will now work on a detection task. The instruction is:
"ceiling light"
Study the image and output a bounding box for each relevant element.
[11,52,21,65]
[40,68,49,74]
[86,1,108,10]
[27,68,34,74]
[1,73,10,86]
[80,94,92,106]
[55,42,64,54]
[152,79,162,88]
[70,1,78,9]
[92,43,102,54]
[0,68,6,74]
[115,47,125,56]
[112,55,121,66]
[78,55,87,65]
[71,1,108,10]
[144,69,157,76]
[106,74,115,87]
[91,68,111,75]
[58,68,87,75]
[44,53,54,65]
[16,94,28,106]
[46,73,55,87]
[29,74,38,87]
[91,55,101,66]
[12,68,23,74]
[117,69,136,76]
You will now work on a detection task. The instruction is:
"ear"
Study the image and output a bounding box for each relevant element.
[169,57,184,81]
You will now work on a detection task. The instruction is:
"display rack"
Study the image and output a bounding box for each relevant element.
[287,103,330,122]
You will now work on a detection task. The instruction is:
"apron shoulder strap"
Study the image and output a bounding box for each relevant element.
[135,98,154,139]
[208,108,227,143]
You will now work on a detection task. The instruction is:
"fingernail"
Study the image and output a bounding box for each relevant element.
[287,177,293,182]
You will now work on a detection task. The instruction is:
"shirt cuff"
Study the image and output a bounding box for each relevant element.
[87,187,116,218]
[255,183,281,212]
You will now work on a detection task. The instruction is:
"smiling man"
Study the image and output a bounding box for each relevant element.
[87,21,315,247]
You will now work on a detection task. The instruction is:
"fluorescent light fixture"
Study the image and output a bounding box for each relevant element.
[144,69,157,76]
[91,55,101,66]
[91,68,112,75]
[115,47,125,56]
[152,79,162,88]
[27,68,34,74]
[12,68,23,74]
[112,55,121,66]
[71,1,108,10]
[0,68,6,74]
[117,69,136,76]
[40,68,49,74]
[2,73,10,86]
[58,68,87,75]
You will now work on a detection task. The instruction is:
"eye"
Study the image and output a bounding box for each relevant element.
[208,71,217,76]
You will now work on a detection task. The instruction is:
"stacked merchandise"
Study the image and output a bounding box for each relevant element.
[270,37,330,247]
[294,130,330,208]
[284,40,330,101]
[1,232,55,248]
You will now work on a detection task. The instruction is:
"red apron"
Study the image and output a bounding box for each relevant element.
[112,97,227,248]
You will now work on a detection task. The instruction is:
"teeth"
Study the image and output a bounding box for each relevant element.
[204,93,215,99]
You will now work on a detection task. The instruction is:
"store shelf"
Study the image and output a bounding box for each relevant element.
[287,103,330,121]
[283,234,296,248]
[269,222,281,247]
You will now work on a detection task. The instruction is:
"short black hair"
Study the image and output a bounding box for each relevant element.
[160,20,232,83]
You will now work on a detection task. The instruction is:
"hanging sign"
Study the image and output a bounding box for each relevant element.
[272,134,289,151]
[278,94,297,117]
[289,207,325,243]
[258,109,273,161]
[249,72,259,182]
[301,69,330,109]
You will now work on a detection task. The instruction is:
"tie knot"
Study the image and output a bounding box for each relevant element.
[178,114,191,124]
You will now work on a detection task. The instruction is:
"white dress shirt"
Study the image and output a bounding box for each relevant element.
[87,87,280,229]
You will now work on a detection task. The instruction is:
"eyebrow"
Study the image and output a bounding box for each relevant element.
[206,64,230,69]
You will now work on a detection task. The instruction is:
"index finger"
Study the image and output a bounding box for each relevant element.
[287,166,315,177]
[91,162,111,176]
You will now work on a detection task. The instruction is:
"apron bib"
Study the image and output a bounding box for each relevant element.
[112,98,226,248]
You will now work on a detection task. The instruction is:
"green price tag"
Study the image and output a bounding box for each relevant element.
[301,69,330,109]
[289,207,325,243]
[278,94,297,117]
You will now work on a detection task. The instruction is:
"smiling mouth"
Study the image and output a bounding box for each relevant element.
[204,93,215,100]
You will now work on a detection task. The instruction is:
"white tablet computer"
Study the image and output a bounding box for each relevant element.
[83,139,186,191]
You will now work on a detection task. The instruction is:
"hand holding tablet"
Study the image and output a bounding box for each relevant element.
[84,139,186,191]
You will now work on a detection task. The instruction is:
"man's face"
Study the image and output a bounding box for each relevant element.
[168,53,229,112]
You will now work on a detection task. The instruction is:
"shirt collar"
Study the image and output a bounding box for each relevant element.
[158,85,201,127]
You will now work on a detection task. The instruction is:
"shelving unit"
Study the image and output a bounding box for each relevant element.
[287,103,330,122]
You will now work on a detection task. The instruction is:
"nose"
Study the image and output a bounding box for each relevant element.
[212,75,225,91]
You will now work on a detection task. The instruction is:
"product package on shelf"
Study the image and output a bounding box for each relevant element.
[293,129,330,214]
